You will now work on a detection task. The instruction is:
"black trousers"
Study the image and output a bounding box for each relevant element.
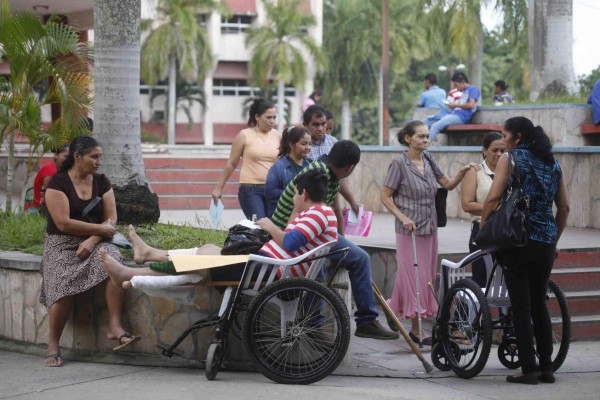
[468,221,487,288]
[502,240,556,374]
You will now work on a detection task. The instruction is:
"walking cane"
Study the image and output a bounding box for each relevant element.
[372,282,433,373]
[412,231,423,348]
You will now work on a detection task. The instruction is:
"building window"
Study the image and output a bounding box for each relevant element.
[213,79,297,97]
[221,14,253,33]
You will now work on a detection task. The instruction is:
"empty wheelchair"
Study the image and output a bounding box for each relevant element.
[430,249,571,379]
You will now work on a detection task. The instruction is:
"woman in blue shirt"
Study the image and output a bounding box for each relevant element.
[265,127,312,217]
[482,117,570,385]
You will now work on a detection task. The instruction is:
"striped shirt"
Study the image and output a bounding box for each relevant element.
[261,205,338,277]
[383,151,444,235]
[271,156,340,228]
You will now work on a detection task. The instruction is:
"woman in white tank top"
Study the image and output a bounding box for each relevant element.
[460,132,504,287]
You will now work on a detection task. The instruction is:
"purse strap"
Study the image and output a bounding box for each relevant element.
[82,196,102,219]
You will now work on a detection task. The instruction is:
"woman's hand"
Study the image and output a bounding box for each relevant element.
[460,163,480,173]
[97,219,117,238]
[401,217,416,232]
[211,188,222,206]
[76,237,99,260]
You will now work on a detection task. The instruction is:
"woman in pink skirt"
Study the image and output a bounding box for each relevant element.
[381,120,477,344]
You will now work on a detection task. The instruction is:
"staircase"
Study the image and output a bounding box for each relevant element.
[551,249,600,341]
[144,151,241,210]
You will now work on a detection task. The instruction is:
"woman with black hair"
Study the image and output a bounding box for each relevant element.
[41,136,137,367]
[265,126,312,216]
[212,98,280,220]
[481,117,570,384]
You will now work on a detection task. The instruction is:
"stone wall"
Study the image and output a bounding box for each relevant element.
[412,104,595,147]
[344,146,600,229]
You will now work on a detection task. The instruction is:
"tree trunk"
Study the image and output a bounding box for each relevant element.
[94,0,160,225]
[277,79,285,132]
[167,53,177,145]
[4,133,15,212]
[341,99,351,140]
[528,0,578,100]
[468,31,484,95]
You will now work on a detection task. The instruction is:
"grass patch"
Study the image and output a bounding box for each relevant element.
[0,211,228,258]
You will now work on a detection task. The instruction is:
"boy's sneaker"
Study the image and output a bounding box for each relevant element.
[355,320,399,340]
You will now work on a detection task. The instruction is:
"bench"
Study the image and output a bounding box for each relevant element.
[438,124,503,146]
[581,124,600,135]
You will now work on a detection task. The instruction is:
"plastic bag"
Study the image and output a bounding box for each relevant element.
[220,224,271,255]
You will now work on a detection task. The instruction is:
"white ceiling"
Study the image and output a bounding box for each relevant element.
[8,0,93,14]
[8,0,94,29]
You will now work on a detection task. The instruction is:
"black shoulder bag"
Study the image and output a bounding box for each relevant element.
[423,152,448,227]
[475,152,530,251]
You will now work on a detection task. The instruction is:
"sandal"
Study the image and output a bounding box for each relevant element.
[112,332,141,351]
[45,353,64,367]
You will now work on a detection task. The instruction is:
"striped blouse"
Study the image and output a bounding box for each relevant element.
[383,151,444,235]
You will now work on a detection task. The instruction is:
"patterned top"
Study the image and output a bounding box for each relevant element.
[271,155,340,228]
[513,147,562,243]
[45,172,112,235]
[309,134,337,160]
[383,152,444,235]
[261,205,337,277]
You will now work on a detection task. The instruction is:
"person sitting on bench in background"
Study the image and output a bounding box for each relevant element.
[99,170,338,286]
[428,72,480,142]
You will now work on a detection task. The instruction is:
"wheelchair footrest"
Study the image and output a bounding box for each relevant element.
[157,342,184,357]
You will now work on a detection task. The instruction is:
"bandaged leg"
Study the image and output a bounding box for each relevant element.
[129,273,205,304]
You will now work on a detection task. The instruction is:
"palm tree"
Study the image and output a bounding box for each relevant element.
[140,0,222,144]
[94,0,159,224]
[246,0,325,133]
[528,0,577,99]
[320,0,429,139]
[0,0,92,212]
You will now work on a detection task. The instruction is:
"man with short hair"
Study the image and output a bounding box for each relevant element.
[429,72,480,142]
[304,105,337,160]
[272,140,399,340]
[417,73,446,109]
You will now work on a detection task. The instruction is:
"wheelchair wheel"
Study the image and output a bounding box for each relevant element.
[431,342,453,371]
[547,280,571,371]
[498,337,520,369]
[205,342,222,381]
[243,278,350,385]
[440,278,492,379]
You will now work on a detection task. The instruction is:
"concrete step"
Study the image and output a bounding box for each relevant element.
[554,250,600,270]
[551,267,600,291]
[570,315,600,341]
[557,290,600,317]
[158,195,240,210]
[146,169,239,182]
[152,182,239,196]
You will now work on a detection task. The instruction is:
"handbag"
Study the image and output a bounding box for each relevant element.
[220,223,272,255]
[82,197,133,249]
[423,152,448,227]
[475,152,530,251]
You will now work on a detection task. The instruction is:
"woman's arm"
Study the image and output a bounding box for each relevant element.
[460,168,482,215]
[381,186,415,232]
[554,178,570,241]
[45,189,116,237]
[437,163,478,191]
[211,131,246,204]
[480,154,510,225]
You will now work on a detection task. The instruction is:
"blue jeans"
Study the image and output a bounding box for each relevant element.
[238,184,269,220]
[424,108,450,127]
[429,114,463,142]
[329,235,379,325]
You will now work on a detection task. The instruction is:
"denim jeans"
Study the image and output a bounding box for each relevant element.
[429,114,463,142]
[238,184,269,220]
[328,235,379,325]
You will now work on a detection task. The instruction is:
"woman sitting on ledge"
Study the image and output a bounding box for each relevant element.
[40,136,139,368]
[100,170,337,287]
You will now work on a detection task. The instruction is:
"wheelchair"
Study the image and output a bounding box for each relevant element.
[155,241,351,385]
[430,249,571,379]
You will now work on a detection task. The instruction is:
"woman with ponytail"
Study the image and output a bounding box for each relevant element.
[265,126,312,216]
[481,117,570,384]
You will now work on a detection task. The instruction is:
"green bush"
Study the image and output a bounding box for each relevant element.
[0,212,227,258]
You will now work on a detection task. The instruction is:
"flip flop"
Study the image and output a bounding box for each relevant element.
[112,333,141,351]
[45,353,64,367]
